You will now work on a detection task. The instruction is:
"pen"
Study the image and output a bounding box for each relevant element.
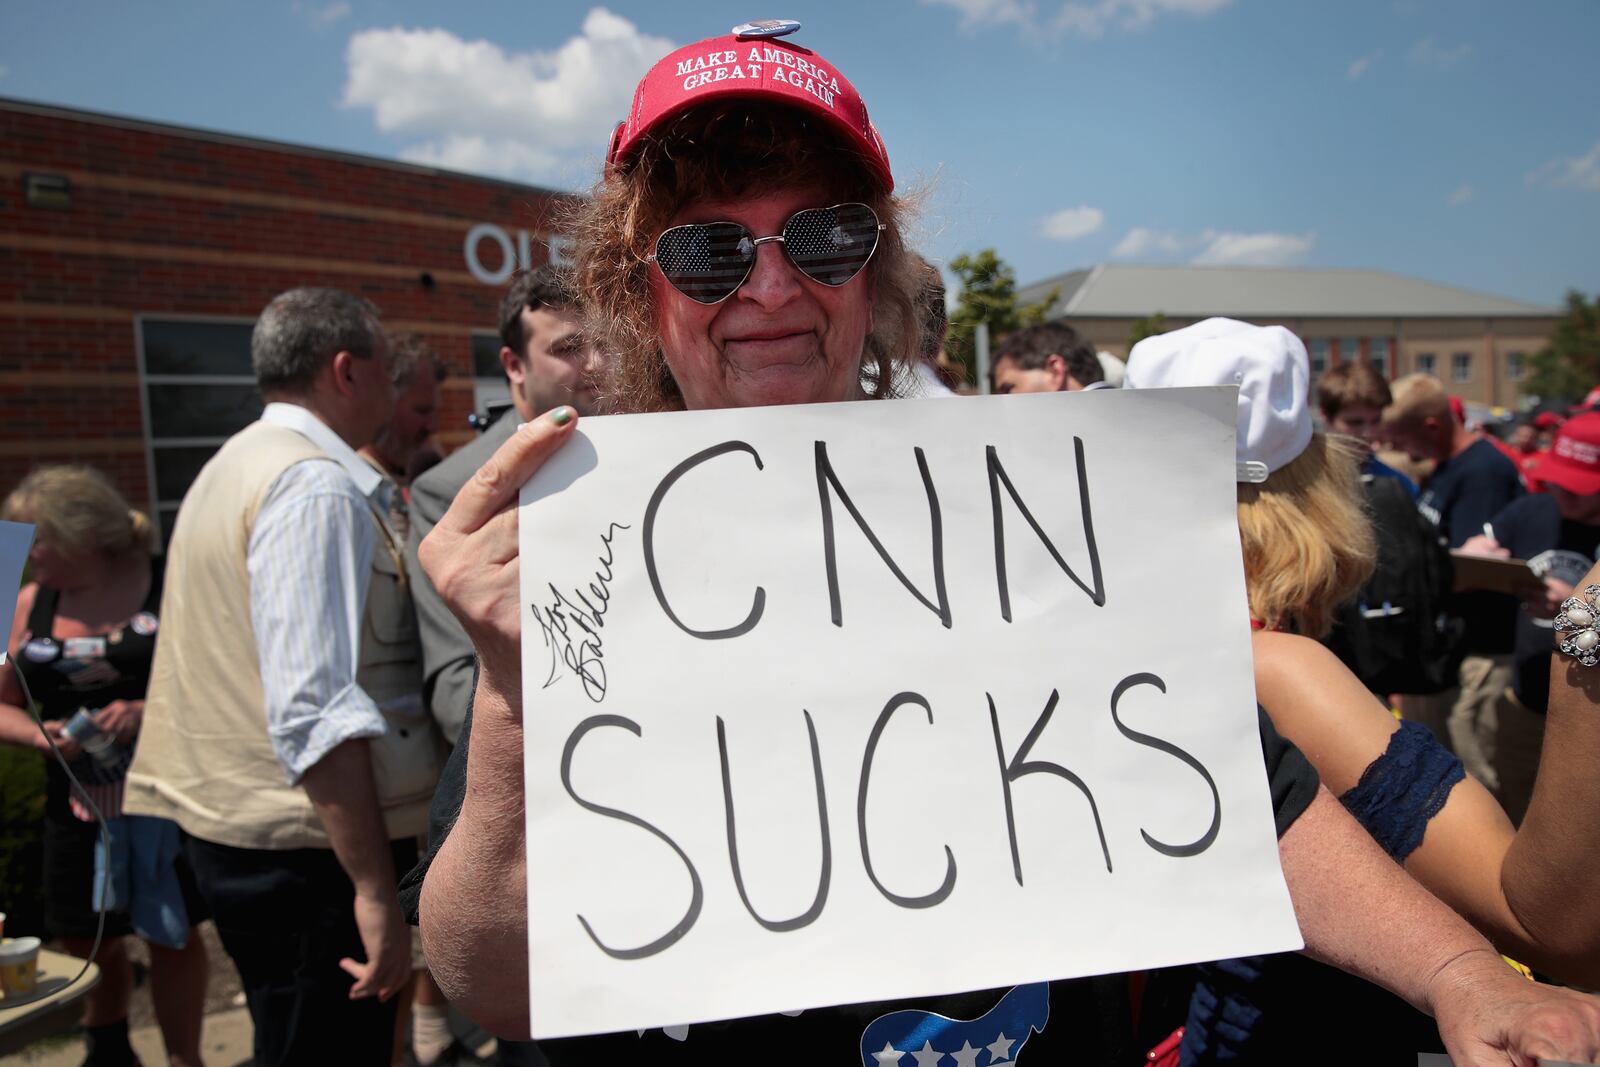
[1483,523,1495,541]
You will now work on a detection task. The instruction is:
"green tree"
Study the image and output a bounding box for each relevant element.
[944,249,1057,386]
[1522,290,1600,403]
[1126,311,1170,351]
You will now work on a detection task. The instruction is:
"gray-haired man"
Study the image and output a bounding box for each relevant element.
[128,287,434,1067]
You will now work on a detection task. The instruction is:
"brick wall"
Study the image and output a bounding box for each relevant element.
[0,100,579,515]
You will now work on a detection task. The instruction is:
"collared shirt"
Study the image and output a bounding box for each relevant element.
[359,452,410,544]
[249,403,389,785]
[1361,454,1418,499]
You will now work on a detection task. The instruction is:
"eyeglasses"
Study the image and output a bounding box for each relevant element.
[647,202,885,305]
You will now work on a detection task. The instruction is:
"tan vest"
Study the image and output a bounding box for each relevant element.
[125,419,440,850]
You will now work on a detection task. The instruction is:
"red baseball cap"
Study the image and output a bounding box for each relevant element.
[1533,411,1566,431]
[607,20,893,192]
[1529,412,1600,496]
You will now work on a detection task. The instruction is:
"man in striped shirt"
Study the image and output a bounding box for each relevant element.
[128,287,430,1067]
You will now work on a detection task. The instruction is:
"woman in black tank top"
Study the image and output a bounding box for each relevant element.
[1,466,208,1067]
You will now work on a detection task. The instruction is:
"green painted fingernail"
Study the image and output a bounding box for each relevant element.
[550,407,573,426]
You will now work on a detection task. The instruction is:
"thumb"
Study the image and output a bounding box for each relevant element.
[339,956,371,995]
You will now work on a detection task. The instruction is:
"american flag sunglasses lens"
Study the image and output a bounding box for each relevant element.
[654,222,758,304]
[653,204,881,304]
[781,204,881,286]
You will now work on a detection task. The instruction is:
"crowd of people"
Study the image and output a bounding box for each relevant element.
[2,19,1598,1067]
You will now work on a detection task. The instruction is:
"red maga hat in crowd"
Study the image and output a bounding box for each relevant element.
[606,20,893,192]
[1530,412,1600,496]
[1533,411,1566,431]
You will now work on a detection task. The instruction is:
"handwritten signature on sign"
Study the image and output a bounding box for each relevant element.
[532,522,631,703]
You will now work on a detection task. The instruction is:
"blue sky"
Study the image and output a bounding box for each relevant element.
[3,0,1596,305]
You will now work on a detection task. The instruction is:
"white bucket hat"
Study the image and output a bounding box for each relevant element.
[1124,317,1313,483]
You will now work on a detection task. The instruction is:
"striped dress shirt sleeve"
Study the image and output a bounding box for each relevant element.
[247,458,386,785]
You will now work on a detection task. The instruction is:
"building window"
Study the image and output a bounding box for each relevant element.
[1339,337,1361,365]
[1308,338,1330,376]
[1416,352,1436,376]
[1507,351,1525,380]
[1453,352,1472,383]
[1369,338,1391,378]
[136,317,261,545]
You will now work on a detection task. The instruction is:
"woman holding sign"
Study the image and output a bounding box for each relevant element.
[1125,318,1600,1061]
[402,21,1600,1066]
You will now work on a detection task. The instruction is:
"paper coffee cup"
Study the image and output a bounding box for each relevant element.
[0,936,41,997]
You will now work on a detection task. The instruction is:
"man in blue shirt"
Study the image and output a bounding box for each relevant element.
[1382,372,1525,792]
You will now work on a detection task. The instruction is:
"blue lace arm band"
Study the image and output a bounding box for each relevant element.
[1338,719,1466,862]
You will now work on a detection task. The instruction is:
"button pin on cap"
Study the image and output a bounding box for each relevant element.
[733,18,801,38]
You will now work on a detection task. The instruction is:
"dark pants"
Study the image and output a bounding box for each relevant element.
[186,836,418,1067]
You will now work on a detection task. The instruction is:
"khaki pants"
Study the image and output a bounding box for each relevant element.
[1400,653,1512,793]
[1489,687,1546,827]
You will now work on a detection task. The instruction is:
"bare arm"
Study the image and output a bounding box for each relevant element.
[1501,559,1600,973]
[1283,786,1600,1066]
[414,409,578,1039]
[0,648,45,749]
[1255,631,1597,985]
[0,584,74,756]
[301,738,410,1001]
[418,674,531,1037]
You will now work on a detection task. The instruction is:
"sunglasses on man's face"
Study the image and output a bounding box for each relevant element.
[647,202,885,305]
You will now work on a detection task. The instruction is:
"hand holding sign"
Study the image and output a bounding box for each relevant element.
[418,408,580,693]
[1429,949,1600,1066]
[413,406,580,1041]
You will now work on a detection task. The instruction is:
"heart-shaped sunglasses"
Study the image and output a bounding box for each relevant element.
[647,202,885,305]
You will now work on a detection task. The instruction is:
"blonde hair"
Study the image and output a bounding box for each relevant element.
[1,466,155,560]
[569,101,923,413]
[1236,434,1376,637]
[1383,372,1451,429]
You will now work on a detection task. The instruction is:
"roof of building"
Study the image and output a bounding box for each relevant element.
[0,96,566,199]
[1014,264,1558,320]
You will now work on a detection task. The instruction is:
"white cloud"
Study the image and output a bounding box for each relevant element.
[295,1,351,29]
[399,136,564,181]
[1041,205,1104,241]
[1447,183,1473,205]
[1192,230,1314,266]
[922,0,1231,37]
[919,0,1035,29]
[341,9,673,182]
[1527,142,1600,192]
[1112,224,1315,265]
[1346,55,1373,80]
[1409,37,1472,66]
[1053,0,1234,37]
[1111,227,1188,258]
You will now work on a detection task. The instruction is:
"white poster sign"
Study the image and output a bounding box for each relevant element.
[518,388,1301,1039]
